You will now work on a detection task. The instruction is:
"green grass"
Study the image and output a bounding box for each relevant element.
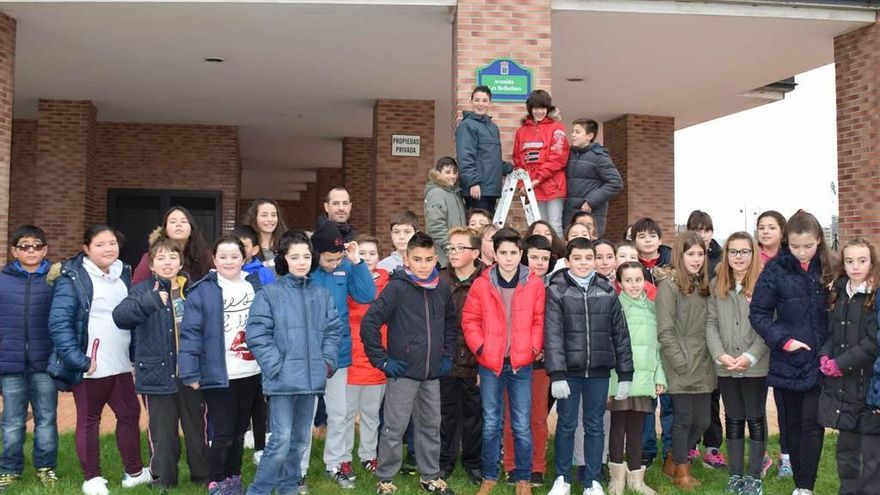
[1,433,840,494]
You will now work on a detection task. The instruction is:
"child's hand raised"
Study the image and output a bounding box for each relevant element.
[344,241,361,265]
[154,281,169,305]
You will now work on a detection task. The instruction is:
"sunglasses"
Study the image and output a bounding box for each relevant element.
[14,243,46,252]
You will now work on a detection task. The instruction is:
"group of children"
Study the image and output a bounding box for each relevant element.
[0,85,878,495]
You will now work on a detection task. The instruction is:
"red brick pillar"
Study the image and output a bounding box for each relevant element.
[315,166,344,215]
[342,137,374,235]
[34,100,97,258]
[603,114,675,241]
[0,13,14,262]
[371,99,434,244]
[286,180,319,231]
[453,0,553,230]
[835,20,880,243]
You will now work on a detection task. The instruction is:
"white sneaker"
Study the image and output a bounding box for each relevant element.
[547,475,571,495]
[244,429,255,449]
[82,476,110,495]
[121,469,152,488]
[253,450,264,465]
[584,481,606,495]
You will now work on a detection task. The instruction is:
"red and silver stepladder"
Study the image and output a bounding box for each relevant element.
[492,168,542,229]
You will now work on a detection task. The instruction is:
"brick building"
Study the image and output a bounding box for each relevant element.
[0,1,877,263]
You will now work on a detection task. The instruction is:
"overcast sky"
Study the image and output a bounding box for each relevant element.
[674,64,838,240]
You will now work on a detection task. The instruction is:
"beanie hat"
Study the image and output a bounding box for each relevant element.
[311,221,345,253]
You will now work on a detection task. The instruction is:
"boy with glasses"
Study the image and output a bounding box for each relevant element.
[0,225,57,490]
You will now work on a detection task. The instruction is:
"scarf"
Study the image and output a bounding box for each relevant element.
[405,267,439,289]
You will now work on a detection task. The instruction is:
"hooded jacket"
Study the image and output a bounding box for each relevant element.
[112,273,190,394]
[706,239,723,277]
[424,169,468,268]
[544,269,634,382]
[749,248,829,391]
[705,278,770,378]
[246,274,342,396]
[177,271,262,390]
[0,260,54,374]
[348,269,390,385]
[455,111,514,198]
[513,116,569,201]
[817,277,880,433]
[439,263,484,378]
[655,270,716,394]
[360,268,457,381]
[640,245,673,286]
[47,253,132,388]
[563,142,623,237]
[309,258,376,369]
[461,265,545,375]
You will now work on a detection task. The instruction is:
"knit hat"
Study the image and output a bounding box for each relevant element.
[311,220,345,253]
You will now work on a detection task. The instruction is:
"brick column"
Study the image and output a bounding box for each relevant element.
[314,166,343,215]
[34,100,97,258]
[371,99,434,242]
[603,114,675,241]
[342,137,373,235]
[453,0,552,229]
[835,20,880,243]
[0,13,14,262]
[285,180,319,231]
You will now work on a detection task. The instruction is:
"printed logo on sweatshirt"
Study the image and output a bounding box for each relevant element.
[550,130,566,152]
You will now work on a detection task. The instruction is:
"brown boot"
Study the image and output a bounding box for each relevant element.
[663,453,675,478]
[476,479,496,495]
[515,480,532,495]
[673,463,701,491]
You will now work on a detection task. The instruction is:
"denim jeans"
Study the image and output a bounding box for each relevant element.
[246,394,316,495]
[537,199,564,237]
[641,393,673,459]
[479,364,532,481]
[0,372,58,473]
[555,376,609,484]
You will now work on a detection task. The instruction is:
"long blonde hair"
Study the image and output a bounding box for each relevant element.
[671,230,710,296]
[713,232,762,299]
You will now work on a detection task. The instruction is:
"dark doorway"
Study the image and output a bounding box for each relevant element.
[107,189,222,267]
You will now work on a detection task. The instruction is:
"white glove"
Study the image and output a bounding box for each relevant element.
[551,380,571,400]
[615,381,631,401]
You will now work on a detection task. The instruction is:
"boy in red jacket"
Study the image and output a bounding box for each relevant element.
[462,228,545,495]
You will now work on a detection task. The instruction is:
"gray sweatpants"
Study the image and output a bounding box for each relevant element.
[343,383,385,462]
[376,377,441,481]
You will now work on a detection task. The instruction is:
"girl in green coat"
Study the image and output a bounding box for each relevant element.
[606,262,666,495]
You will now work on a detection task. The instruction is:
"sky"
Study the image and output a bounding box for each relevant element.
[674,64,838,240]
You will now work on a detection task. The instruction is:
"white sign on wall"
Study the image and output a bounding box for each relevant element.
[391,135,421,157]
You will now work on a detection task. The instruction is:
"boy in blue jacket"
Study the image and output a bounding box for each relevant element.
[0,225,57,490]
[235,225,276,286]
[306,221,376,490]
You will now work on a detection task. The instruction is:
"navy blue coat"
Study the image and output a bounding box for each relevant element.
[868,304,880,410]
[47,254,132,389]
[178,271,262,390]
[246,274,341,396]
[455,111,514,198]
[0,260,54,374]
[749,248,829,391]
[112,274,190,395]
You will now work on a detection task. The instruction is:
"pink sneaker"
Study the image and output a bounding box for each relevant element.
[760,453,773,478]
[703,448,728,469]
[688,448,700,463]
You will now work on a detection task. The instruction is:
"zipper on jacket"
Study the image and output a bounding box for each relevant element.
[582,288,591,377]
[424,290,431,379]
[24,274,31,369]
[300,285,313,394]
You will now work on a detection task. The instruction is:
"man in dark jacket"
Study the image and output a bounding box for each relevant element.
[563,119,623,237]
[437,227,483,485]
[544,238,633,495]
[316,187,358,243]
[0,225,57,489]
[361,232,457,495]
[455,86,513,214]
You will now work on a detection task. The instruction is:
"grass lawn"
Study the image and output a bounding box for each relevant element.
[0,432,840,494]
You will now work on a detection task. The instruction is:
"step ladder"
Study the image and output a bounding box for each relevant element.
[492,168,542,229]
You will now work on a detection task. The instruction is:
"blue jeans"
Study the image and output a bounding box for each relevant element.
[479,364,532,481]
[0,373,57,473]
[555,377,608,484]
[641,394,673,459]
[247,395,316,495]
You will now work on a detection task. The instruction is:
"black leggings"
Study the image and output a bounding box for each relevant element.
[670,394,711,464]
[718,377,768,477]
[777,387,823,490]
[609,410,647,471]
[202,375,262,482]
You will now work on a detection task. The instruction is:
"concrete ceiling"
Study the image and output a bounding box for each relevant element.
[2,1,874,200]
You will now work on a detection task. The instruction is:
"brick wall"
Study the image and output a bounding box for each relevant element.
[604,114,675,241]
[0,14,14,262]
[835,20,880,244]
[8,119,33,242]
[315,167,344,214]
[453,0,552,231]
[278,180,319,231]
[372,99,435,252]
[342,137,373,235]
[92,122,240,235]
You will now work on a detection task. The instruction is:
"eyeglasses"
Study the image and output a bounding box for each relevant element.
[14,243,46,252]
[444,245,478,254]
[727,249,753,258]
